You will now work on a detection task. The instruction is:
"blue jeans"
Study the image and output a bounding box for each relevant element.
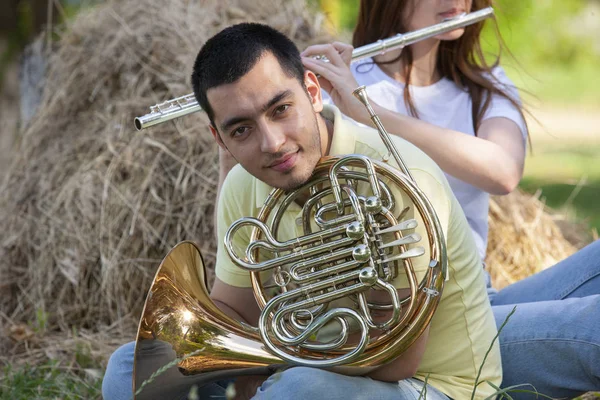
[103,241,600,399]
[489,240,600,399]
[253,368,449,400]
[103,342,448,399]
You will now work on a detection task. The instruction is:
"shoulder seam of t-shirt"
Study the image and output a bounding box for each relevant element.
[353,140,451,209]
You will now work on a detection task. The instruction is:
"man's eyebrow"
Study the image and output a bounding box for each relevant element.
[219,90,293,132]
[261,89,293,113]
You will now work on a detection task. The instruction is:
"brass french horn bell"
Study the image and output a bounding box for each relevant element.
[133,241,284,399]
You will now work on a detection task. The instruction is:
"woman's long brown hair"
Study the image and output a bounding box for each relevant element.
[352,0,528,136]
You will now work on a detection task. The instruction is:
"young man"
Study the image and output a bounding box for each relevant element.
[196,22,500,399]
[103,23,501,400]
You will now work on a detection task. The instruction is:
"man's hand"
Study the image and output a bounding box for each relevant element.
[210,278,261,327]
[231,375,269,400]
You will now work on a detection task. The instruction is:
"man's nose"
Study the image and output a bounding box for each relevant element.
[259,122,286,154]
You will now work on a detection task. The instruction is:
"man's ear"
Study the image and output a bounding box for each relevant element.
[209,124,227,149]
[304,70,324,113]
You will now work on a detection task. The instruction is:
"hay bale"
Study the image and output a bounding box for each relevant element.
[486,189,590,289]
[0,0,331,342]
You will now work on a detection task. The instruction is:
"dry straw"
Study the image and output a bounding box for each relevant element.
[486,189,592,289]
[0,0,589,365]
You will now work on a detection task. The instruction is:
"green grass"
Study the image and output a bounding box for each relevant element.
[505,62,600,108]
[525,145,600,182]
[520,178,600,233]
[0,361,102,400]
[520,142,600,233]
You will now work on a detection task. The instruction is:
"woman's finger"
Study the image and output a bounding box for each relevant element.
[301,57,334,92]
[301,56,338,79]
[301,43,347,66]
[332,42,354,65]
[317,76,333,93]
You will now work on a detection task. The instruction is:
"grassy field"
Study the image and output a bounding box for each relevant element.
[0,361,102,399]
[2,351,599,399]
[519,128,600,235]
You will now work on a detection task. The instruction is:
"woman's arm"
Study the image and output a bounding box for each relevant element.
[301,44,526,195]
[372,106,525,195]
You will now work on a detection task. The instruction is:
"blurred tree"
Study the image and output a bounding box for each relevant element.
[482,0,595,66]
[318,0,359,33]
[318,0,599,67]
[0,0,59,86]
[0,0,59,46]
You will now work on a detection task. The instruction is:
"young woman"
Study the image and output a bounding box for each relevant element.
[301,0,600,398]
[302,0,526,262]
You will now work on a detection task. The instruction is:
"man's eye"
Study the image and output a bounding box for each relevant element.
[231,126,249,138]
[274,104,290,115]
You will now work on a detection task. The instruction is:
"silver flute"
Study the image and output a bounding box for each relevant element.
[134,7,493,130]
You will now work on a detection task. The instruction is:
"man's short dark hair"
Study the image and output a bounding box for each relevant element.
[191,23,305,127]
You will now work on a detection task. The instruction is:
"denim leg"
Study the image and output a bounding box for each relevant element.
[492,240,600,304]
[493,296,600,400]
[251,367,449,400]
[489,241,600,397]
[102,341,231,400]
[103,342,136,400]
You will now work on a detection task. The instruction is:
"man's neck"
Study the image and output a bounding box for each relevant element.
[293,112,334,207]
[319,111,334,158]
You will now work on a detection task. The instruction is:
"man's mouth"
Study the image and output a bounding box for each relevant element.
[268,151,298,172]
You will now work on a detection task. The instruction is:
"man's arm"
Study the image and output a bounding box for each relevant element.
[367,325,429,381]
[210,277,261,326]
[359,287,430,381]
[210,278,268,400]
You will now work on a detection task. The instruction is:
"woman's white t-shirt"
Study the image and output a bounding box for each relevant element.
[325,58,527,259]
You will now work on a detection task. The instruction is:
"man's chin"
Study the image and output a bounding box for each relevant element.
[272,172,313,192]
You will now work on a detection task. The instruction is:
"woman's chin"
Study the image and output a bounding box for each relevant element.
[436,28,465,42]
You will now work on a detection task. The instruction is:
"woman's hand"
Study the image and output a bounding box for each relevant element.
[301,42,371,124]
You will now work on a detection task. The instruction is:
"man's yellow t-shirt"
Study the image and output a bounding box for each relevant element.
[215,105,501,399]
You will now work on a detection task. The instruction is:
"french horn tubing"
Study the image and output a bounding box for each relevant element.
[133,9,495,399]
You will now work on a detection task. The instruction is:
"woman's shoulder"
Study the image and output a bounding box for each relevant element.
[483,65,519,94]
